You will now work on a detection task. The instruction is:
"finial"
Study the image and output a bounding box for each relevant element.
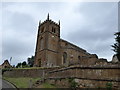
[39,20,41,26]
[47,13,49,20]
[58,20,60,26]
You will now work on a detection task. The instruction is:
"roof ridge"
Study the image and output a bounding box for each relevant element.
[60,39,86,52]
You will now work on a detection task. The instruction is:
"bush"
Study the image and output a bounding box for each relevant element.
[68,78,78,88]
[106,82,112,90]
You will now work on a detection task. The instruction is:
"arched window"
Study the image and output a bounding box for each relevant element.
[54,28,56,33]
[78,56,81,60]
[52,27,56,33]
[63,52,67,64]
[78,56,81,64]
[5,66,7,68]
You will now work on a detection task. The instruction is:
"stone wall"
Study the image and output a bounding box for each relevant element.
[45,65,120,88]
[3,64,120,88]
[45,78,119,88]
[48,66,119,81]
[3,67,58,78]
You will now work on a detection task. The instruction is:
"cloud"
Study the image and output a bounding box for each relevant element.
[2,4,37,65]
[0,2,3,64]
[1,2,118,65]
[66,2,117,61]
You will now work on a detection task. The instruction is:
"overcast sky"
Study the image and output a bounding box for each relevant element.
[1,2,118,65]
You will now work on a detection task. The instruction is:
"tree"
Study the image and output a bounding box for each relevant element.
[112,32,120,61]
[16,63,22,68]
[22,61,27,66]
[27,56,35,67]
[22,61,29,68]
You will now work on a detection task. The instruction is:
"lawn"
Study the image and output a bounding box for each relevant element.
[36,83,56,88]
[3,77,57,88]
[3,77,41,88]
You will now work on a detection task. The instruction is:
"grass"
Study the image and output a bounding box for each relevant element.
[3,77,56,88]
[37,83,56,88]
[3,77,41,88]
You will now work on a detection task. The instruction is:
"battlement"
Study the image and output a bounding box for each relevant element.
[39,14,60,27]
[40,19,59,27]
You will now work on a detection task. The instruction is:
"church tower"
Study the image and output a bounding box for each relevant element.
[34,14,60,67]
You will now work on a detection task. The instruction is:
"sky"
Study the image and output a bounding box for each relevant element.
[1,2,118,66]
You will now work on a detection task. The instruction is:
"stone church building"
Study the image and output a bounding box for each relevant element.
[34,14,103,67]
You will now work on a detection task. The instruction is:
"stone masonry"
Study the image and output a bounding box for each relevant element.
[34,14,106,67]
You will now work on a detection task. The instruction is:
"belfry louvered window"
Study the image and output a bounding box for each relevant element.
[52,27,56,33]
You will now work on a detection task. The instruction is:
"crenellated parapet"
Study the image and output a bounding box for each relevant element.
[39,14,60,27]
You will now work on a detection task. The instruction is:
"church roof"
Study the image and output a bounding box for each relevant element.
[60,39,88,53]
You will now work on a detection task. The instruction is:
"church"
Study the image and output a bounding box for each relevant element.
[34,14,105,67]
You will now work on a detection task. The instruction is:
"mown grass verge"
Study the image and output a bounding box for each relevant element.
[36,82,56,88]
[3,77,41,88]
